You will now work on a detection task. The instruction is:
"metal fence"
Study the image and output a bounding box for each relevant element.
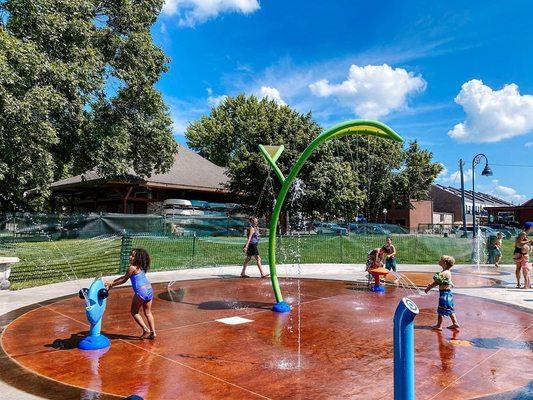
[1,229,519,290]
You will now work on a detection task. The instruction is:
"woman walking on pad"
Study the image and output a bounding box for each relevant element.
[106,248,156,340]
[241,216,269,278]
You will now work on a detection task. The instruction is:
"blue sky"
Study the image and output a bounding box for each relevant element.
[151,0,532,204]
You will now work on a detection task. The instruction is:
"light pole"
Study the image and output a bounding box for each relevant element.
[472,154,493,237]
[459,160,467,237]
[383,208,388,224]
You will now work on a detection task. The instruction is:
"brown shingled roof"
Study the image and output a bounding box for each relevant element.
[50,145,230,193]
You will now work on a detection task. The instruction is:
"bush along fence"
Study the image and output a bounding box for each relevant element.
[3,233,518,289]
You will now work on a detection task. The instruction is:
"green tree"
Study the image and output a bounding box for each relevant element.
[186,94,364,221]
[0,0,176,210]
[187,95,442,225]
[339,138,442,221]
[340,135,404,222]
[392,140,443,208]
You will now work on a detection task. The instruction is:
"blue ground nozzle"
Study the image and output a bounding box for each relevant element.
[370,284,385,293]
[393,297,419,400]
[78,278,110,350]
[272,301,291,313]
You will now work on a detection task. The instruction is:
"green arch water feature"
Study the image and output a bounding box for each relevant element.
[259,119,403,311]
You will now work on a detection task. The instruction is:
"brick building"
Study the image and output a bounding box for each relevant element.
[486,199,533,226]
[430,184,513,225]
[386,200,433,232]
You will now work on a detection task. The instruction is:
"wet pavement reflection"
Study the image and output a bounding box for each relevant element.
[0,278,531,399]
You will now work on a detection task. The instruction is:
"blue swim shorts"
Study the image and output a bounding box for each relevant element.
[437,290,454,316]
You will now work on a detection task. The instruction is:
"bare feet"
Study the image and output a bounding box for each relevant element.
[447,325,460,330]
[240,274,250,278]
[140,330,151,340]
[431,325,443,331]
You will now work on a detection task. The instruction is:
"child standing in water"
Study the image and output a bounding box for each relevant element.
[241,216,269,278]
[425,255,460,331]
[517,243,531,289]
[366,248,382,271]
[381,236,397,271]
[492,232,503,268]
[106,248,156,340]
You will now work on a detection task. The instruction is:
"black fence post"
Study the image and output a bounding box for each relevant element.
[191,234,197,267]
[339,233,344,263]
[118,234,133,273]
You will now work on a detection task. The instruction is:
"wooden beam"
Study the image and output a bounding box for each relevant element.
[123,186,134,214]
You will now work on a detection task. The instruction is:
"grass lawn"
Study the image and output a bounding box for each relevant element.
[1,234,517,289]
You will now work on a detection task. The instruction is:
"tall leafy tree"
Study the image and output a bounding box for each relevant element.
[392,140,444,208]
[0,0,176,210]
[187,94,443,224]
[340,135,404,221]
[186,94,364,221]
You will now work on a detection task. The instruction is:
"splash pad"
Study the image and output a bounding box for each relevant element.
[1,277,531,399]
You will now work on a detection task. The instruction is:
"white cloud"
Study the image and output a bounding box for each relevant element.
[437,167,472,185]
[448,79,533,143]
[258,86,286,106]
[162,0,260,27]
[166,96,208,136]
[478,180,526,204]
[206,88,227,107]
[308,64,426,119]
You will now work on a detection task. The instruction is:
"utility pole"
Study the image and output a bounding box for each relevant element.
[459,160,467,237]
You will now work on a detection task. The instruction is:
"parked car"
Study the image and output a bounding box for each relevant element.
[349,223,408,235]
[313,222,348,235]
[453,226,500,238]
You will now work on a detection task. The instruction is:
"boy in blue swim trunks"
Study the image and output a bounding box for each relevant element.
[106,248,156,340]
[424,255,460,331]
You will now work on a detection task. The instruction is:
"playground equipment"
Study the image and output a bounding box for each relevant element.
[78,278,110,350]
[259,119,403,312]
[394,297,419,400]
[368,266,390,293]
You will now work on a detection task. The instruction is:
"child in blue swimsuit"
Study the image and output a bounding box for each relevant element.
[424,255,460,331]
[106,248,156,340]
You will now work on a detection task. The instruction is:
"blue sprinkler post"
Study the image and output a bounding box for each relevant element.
[78,278,110,350]
[393,297,419,400]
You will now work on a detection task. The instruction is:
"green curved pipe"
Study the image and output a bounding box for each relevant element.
[260,119,403,304]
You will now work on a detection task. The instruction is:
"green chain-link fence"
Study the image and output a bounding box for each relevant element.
[2,233,518,290]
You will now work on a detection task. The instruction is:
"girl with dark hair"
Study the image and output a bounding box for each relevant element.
[106,248,156,340]
[241,216,269,278]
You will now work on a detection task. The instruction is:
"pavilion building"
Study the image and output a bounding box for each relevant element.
[50,145,234,213]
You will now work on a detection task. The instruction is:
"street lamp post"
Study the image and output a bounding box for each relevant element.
[459,159,467,238]
[472,154,493,237]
